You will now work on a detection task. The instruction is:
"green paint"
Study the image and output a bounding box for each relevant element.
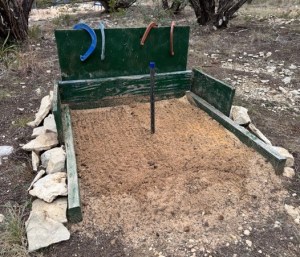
[55,26,190,80]
[191,69,235,116]
[186,91,286,174]
[62,105,82,223]
[52,84,64,143]
[58,71,192,104]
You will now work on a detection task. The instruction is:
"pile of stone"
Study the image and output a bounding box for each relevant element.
[230,105,295,178]
[22,91,70,252]
[230,105,299,224]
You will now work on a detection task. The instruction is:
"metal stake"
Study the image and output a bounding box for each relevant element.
[149,62,155,134]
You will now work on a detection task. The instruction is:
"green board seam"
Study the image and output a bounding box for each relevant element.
[58,70,192,104]
[58,70,192,85]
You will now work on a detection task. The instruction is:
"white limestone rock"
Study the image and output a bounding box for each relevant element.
[22,132,58,152]
[0,145,13,165]
[31,126,46,138]
[32,151,40,172]
[0,145,13,157]
[44,114,57,133]
[245,240,252,247]
[29,172,68,203]
[243,229,250,236]
[27,91,53,128]
[26,212,70,252]
[27,169,46,191]
[31,198,67,223]
[284,204,300,224]
[248,123,272,145]
[41,147,66,174]
[283,167,295,178]
[273,146,294,167]
[278,86,287,94]
[230,106,251,125]
[282,77,291,84]
[0,214,4,223]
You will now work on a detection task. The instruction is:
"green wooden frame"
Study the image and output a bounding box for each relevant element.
[62,105,82,222]
[58,71,192,106]
[186,91,286,174]
[191,69,235,116]
[53,26,286,223]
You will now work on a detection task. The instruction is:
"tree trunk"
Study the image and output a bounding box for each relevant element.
[189,0,248,28]
[0,0,35,41]
[162,0,169,9]
[189,0,215,25]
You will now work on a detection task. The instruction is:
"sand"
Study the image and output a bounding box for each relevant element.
[70,97,286,256]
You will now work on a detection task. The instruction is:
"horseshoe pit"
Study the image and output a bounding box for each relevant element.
[53,24,287,255]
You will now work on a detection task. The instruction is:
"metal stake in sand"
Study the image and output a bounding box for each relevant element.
[150,62,155,134]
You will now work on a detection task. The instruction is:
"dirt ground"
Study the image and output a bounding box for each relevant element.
[0,1,299,257]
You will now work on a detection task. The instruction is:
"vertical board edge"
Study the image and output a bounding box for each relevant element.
[62,105,83,223]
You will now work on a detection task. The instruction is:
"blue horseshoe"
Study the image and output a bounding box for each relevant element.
[99,22,105,61]
[73,23,97,62]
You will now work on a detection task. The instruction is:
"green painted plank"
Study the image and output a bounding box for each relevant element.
[52,84,64,143]
[55,26,190,80]
[191,69,235,116]
[62,105,82,223]
[58,71,192,104]
[67,94,184,110]
[186,91,286,174]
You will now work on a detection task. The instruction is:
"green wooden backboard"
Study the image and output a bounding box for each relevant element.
[55,26,190,81]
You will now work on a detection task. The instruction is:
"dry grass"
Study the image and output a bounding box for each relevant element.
[12,117,33,128]
[0,203,28,257]
[241,0,300,19]
[250,29,277,44]
[0,33,18,69]
[251,0,300,5]
[0,89,12,100]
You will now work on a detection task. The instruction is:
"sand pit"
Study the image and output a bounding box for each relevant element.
[70,97,286,256]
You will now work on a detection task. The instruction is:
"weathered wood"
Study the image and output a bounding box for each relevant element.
[186,91,286,174]
[52,84,64,143]
[62,105,82,223]
[58,71,192,104]
[55,26,190,80]
[191,69,235,116]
